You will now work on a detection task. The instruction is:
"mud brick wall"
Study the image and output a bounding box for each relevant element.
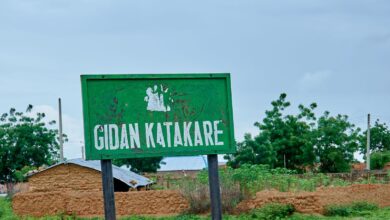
[28,164,103,192]
[236,184,390,214]
[13,190,189,217]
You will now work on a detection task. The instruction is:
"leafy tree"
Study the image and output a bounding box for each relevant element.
[226,93,317,170]
[314,112,361,173]
[13,166,37,182]
[225,133,276,168]
[113,157,163,173]
[359,119,390,155]
[0,105,63,188]
[226,93,363,173]
[370,151,390,170]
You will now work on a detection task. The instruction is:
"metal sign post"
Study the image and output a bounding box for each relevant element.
[207,154,222,220]
[101,160,116,220]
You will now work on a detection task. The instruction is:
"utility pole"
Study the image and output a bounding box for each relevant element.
[81,146,84,160]
[58,98,64,162]
[366,113,371,170]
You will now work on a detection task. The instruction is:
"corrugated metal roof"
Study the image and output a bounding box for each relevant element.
[158,156,208,171]
[29,158,153,188]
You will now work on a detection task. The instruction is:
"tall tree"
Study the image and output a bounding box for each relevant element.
[0,105,63,187]
[359,119,390,155]
[226,93,317,170]
[358,120,390,169]
[313,112,360,173]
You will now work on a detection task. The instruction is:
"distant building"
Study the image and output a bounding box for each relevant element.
[351,163,366,171]
[27,158,152,192]
[384,162,390,171]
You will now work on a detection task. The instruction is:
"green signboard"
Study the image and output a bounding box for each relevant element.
[81,74,235,160]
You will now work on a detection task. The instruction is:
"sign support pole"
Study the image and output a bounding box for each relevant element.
[207,154,222,220]
[101,159,116,220]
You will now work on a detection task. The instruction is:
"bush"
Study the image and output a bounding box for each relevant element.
[324,204,351,216]
[250,203,295,219]
[179,178,210,214]
[350,201,378,212]
[324,202,378,217]
[371,151,390,170]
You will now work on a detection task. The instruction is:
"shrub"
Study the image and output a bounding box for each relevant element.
[324,204,351,216]
[179,178,210,214]
[324,202,378,217]
[178,171,243,214]
[371,151,390,170]
[250,203,295,219]
[350,201,379,212]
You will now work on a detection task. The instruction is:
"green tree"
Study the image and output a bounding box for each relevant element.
[370,151,390,169]
[0,105,63,188]
[359,120,390,155]
[226,93,317,170]
[314,112,361,173]
[225,133,276,168]
[113,157,163,173]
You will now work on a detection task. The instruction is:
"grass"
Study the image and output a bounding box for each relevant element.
[2,197,390,220]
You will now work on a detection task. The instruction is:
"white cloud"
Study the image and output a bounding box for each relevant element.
[27,105,84,159]
[299,70,332,90]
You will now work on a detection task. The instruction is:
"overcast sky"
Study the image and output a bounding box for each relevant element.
[0,1,389,160]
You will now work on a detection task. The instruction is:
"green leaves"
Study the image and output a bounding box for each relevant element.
[227,93,362,173]
[314,113,360,173]
[0,105,62,183]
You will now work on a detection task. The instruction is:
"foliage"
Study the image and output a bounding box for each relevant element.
[178,177,210,213]
[249,203,295,220]
[226,93,362,173]
[178,168,243,214]
[314,112,360,173]
[226,93,317,170]
[0,106,64,185]
[113,157,163,173]
[359,120,390,155]
[370,151,390,169]
[228,164,349,195]
[324,201,378,217]
[13,166,38,182]
[177,164,353,212]
[0,197,17,220]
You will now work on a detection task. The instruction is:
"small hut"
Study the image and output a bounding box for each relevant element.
[27,158,152,192]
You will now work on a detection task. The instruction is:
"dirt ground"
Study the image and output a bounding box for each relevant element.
[13,184,390,217]
[236,184,390,214]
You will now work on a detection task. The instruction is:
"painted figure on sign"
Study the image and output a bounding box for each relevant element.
[144,84,172,112]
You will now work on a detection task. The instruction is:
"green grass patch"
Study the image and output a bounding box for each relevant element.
[324,201,379,217]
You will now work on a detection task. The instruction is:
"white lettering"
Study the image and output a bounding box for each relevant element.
[145,123,155,148]
[104,124,109,150]
[164,122,173,147]
[156,123,166,147]
[183,122,193,146]
[109,124,119,150]
[213,120,224,146]
[120,124,129,149]
[129,123,140,149]
[174,122,183,147]
[194,121,203,146]
[203,121,214,146]
[94,125,104,150]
